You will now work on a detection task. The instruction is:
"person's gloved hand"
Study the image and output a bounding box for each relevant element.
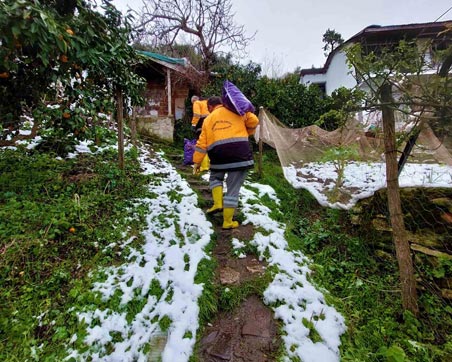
[193,163,201,175]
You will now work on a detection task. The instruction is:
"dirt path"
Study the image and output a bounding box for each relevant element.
[170,153,281,361]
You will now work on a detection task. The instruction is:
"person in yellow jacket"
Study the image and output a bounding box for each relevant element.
[191,95,209,129]
[192,96,259,229]
[191,95,210,171]
[194,116,210,171]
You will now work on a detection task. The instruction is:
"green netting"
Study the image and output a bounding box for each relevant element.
[138,50,187,65]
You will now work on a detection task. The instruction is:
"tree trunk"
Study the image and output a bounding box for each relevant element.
[380,82,419,315]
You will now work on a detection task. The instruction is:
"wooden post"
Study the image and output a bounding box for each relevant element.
[258,106,264,178]
[167,68,172,116]
[116,87,125,170]
[131,106,137,147]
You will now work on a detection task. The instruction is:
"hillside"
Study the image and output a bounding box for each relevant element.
[1,139,452,362]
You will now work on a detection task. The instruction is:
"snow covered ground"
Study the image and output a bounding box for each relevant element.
[284,161,452,210]
[63,143,346,362]
[8,135,451,361]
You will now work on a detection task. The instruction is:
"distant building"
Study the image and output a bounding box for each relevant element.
[300,21,452,96]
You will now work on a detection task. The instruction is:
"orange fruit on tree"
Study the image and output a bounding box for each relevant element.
[60,54,68,63]
[63,112,71,119]
[0,72,9,78]
[66,28,74,36]
[69,227,76,233]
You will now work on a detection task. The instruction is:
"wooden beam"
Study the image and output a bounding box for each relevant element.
[410,243,452,260]
[258,107,264,178]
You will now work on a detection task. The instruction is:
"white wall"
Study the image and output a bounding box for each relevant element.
[325,51,357,95]
[300,50,357,95]
[300,73,327,86]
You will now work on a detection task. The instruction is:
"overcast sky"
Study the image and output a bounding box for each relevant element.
[114,0,452,76]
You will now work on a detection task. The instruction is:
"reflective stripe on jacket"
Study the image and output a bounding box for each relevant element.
[191,99,209,126]
[193,105,259,170]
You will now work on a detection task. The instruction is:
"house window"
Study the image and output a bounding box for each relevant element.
[428,38,452,69]
[312,82,326,95]
[361,38,407,57]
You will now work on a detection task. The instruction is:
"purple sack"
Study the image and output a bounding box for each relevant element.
[183,138,196,165]
[221,80,255,116]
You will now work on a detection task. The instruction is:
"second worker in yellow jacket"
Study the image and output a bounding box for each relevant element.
[191,95,209,129]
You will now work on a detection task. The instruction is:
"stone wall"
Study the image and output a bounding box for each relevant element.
[136,116,174,143]
[351,187,452,300]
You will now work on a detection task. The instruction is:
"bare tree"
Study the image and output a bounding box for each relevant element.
[136,0,255,71]
[260,52,285,78]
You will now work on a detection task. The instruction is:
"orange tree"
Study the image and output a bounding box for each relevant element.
[0,0,145,153]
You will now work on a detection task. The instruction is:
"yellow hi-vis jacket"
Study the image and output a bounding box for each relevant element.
[191,99,209,126]
[193,105,259,170]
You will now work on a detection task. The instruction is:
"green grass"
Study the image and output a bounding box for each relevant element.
[0,146,152,361]
[218,270,274,312]
[2,141,452,362]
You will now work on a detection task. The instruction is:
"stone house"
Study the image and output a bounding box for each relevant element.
[134,51,202,142]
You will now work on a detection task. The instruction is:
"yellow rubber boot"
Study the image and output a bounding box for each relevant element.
[200,155,210,171]
[207,186,223,214]
[222,208,239,229]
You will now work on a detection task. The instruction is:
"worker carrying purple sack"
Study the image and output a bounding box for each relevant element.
[192,91,258,230]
